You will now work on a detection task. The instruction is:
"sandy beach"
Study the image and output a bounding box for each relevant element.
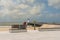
[0,27,9,31]
[0,31,60,40]
[0,26,11,31]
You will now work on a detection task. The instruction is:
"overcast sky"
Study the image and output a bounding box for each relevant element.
[0,0,60,23]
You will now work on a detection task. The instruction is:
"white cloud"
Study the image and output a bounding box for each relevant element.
[48,0,60,9]
[27,0,34,3]
[16,4,29,9]
[29,3,45,15]
[0,0,45,20]
[0,8,10,17]
[7,3,45,17]
[30,5,40,14]
[0,0,13,7]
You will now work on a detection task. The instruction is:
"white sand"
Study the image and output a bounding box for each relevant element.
[0,31,60,40]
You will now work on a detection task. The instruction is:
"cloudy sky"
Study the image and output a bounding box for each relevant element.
[0,0,60,23]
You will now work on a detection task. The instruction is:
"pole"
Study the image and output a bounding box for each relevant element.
[33,20,36,30]
[34,23,36,30]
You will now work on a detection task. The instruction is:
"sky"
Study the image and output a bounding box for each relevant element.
[0,0,60,23]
